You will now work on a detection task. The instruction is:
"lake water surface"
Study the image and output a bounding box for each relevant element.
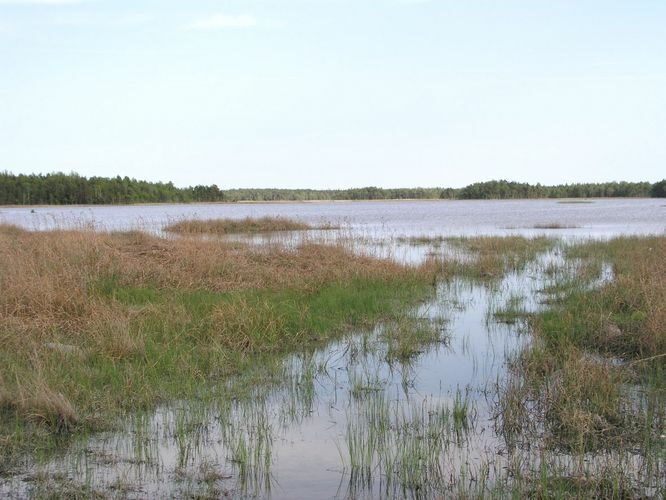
[1,198,664,238]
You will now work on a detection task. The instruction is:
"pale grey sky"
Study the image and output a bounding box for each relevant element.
[1,0,665,188]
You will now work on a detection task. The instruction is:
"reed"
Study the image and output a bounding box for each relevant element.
[164,216,332,235]
[343,390,474,496]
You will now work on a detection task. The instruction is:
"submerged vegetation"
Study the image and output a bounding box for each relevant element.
[0,222,664,497]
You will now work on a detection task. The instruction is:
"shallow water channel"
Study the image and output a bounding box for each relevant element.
[2,243,628,499]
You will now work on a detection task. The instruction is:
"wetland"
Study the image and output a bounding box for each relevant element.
[0,199,664,498]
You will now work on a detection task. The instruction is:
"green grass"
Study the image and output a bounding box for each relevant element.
[395,235,446,246]
[499,236,665,457]
[443,236,556,281]
[0,276,431,464]
[380,315,448,364]
[492,293,528,325]
[343,389,475,496]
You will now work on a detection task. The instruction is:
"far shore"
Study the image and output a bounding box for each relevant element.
[8,197,664,210]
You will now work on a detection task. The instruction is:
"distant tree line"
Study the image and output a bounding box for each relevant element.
[0,172,220,205]
[0,172,664,206]
[456,180,658,199]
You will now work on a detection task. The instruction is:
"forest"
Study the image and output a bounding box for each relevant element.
[0,172,664,205]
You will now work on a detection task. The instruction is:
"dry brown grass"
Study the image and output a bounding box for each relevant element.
[0,368,78,432]
[0,225,415,332]
[0,224,433,441]
[164,216,327,235]
[0,224,424,347]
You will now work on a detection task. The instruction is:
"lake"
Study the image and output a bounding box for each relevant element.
[1,198,665,239]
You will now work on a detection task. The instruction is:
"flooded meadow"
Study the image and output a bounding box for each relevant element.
[0,200,664,498]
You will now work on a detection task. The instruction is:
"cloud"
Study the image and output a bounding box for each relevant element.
[186,14,257,31]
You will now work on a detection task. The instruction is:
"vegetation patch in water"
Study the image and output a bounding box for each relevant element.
[532,223,580,229]
[343,389,474,497]
[164,216,335,235]
[443,236,555,281]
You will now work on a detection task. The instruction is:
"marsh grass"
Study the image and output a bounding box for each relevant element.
[543,236,666,363]
[497,235,665,478]
[0,224,436,461]
[444,236,555,281]
[4,225,664,497]
[492,293,528,325]
[379,315,449,364]
[21,472,106,500]
[164,216,334,235]
[395,235,446,246]
[343,389,475,496]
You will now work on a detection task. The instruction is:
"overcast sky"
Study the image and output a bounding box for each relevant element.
[1,0,665,189]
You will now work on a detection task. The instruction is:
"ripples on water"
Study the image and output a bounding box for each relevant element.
[1,198,665,238]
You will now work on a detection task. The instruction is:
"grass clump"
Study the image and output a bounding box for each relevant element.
[493,294,528,325]
[526,472,640,499]
[545,236,666,361]
[444,236,555,280]
[380,315,448,364]
[499,236,666,455]
[164,216,330,235]
[0,225,436,460]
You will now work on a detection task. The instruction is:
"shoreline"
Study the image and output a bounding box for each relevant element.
[1,197,658,210]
